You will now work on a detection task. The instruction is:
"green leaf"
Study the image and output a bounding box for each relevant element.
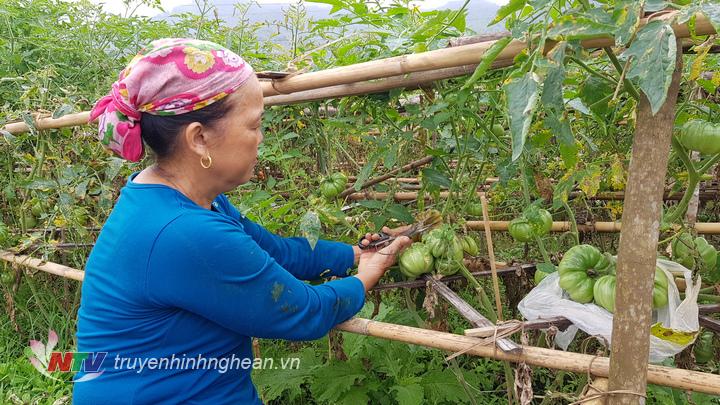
[52,104,74,119]
[548,9,615,41]
[622,21,677,115]
[392,383,425,404]
[354,155,379,191]
[490,0,527,25]
[421,168,451,189]
[420,369,474,403]
[462,36,513,90]
[357,200,385,209]
[299,210,321,249]
[645,0,668,12]
[579,76,614,117]
[613,0,642,46]
[309,359,367,403]
[505,72,540,161]
[387,204,414,223]
[305,0,344,14]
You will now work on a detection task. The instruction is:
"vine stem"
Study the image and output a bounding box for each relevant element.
[562,200,580,246]
[666,139,720,224]
[520,160,552,263]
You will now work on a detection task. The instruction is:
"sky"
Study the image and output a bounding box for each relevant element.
[91,0,509,17]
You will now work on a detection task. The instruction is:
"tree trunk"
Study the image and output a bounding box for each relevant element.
[607,42,683,404]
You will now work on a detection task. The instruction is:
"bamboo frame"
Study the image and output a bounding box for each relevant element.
[0,250,84,281]
[335,318,720,395]
[3,14,715,135]
[4,249,719,391]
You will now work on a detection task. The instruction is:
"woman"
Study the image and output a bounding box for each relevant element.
[74,38,410,404]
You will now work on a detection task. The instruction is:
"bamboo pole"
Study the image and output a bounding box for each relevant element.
[0,250,84,281]
[5,248,720,392]
[334,318,720,395]
[339,155,434,198]
[346,190,486,201]
[3,14,715,136]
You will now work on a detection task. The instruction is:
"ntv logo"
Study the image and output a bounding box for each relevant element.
[26,330,105,382]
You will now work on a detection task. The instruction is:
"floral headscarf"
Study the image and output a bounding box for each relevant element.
[89,38,255,161]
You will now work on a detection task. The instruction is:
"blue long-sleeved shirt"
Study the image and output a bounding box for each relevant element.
[73,172,365,404]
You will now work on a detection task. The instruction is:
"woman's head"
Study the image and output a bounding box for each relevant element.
[90,38,263,185]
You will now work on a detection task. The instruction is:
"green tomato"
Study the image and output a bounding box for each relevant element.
[434,256,460,276]
[672,232,695,260]
[534,263,557,285]
[0,221,9,247]
[0,272,13,286]
[398,243,434,278]
[558,244,614,303]
[679,120,720,155]
[330,172,348,189]
[21,213,37,230]
[320,177,343,199]
[653,267,669,309]
[31,200,45,217]
[508,218,534,242]
[467,202,483,217]
[460,235,479,257]
[674,254,696,270]
[694,237,718,271]
[492,123,505,138]
[694,331,715,364]
[593,274,616,313]
[526,208,552,237]
[423,226,462,259]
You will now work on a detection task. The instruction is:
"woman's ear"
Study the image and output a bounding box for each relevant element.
[182,122,209,157]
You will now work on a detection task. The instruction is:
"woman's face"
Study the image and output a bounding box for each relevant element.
[208,76,265,187]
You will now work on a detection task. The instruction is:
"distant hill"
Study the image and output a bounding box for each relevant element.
[155,1,503,45]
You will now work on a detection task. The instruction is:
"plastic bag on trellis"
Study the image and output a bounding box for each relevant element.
[517,259,700,363]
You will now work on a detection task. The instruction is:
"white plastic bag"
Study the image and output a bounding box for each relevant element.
[517,259,700,363]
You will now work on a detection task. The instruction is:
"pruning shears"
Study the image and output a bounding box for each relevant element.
[357,213,442,250]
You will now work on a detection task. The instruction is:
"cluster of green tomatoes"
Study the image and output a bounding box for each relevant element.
[398,224,479,279]
[556,244,669,313]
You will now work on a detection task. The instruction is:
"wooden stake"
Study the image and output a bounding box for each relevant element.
[335,318,720,395]
[479,193,503,321]
[607,39,684,405]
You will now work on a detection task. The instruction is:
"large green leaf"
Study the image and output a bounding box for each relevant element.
[490,0,527,25]
[579,76,614,117]
[392,382,425,404]
[309,359,367,403]
[387,204,414,223]
[505,72,540,161]
[541,42,577,168]
[613,0,642,46]
[622,20,677,115]
[547,9,615,41]
[299,210,321,249]
[421,168,452,189]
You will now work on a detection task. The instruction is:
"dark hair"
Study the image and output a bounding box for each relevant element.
[140,96,233,160]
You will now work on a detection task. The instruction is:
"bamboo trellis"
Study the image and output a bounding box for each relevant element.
[1,14,715,135]
[2,249,719,394]
[2,8,719,402]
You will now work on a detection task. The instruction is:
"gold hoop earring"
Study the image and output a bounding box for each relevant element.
[200,154,212,169]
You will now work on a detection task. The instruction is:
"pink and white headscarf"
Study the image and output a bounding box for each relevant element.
[89,38,255,161]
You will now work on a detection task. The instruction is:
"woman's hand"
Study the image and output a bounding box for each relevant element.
[354,234,412,292]
[353,225,413,265]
